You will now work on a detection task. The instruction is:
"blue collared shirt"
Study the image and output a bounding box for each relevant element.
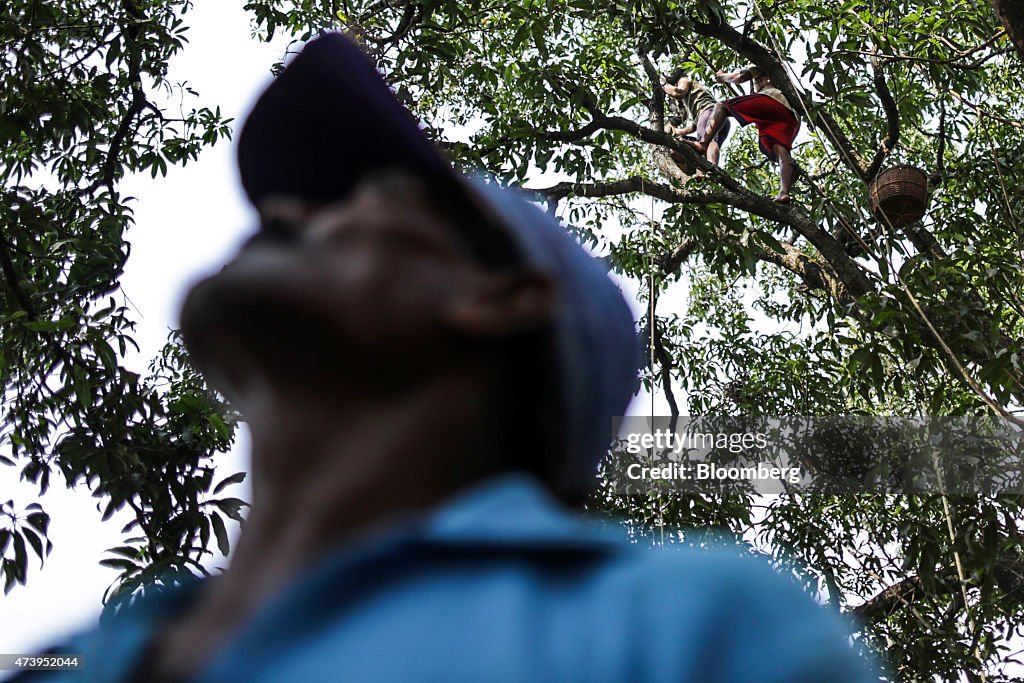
[28,474,878,682]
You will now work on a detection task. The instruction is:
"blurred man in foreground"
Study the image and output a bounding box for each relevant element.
[25,34,877,682]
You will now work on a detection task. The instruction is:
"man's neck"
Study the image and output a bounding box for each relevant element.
[234,369,499,598]
[143,369,501,679]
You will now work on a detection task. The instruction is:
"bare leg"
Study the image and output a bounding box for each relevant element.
[687,103,728,154]
[773,144,794,203]
[693,139,722,181]
[707,139,721,166]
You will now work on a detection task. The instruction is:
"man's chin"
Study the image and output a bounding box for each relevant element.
[178,270,356,394]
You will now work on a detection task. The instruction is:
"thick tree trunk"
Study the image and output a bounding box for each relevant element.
[993,0,1024,62]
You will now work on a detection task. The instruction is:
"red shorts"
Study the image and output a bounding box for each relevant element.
[724,94,799,162]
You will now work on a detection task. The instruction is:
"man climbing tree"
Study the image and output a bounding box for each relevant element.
[660,69,730,179]
[688,65,800,203]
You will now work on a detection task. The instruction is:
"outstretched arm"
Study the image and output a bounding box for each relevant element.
[661,76,692,100]
[715,69,754,85]
[661,77,697,134]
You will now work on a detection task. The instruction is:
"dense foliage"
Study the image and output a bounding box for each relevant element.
[243,0,1024,679]
[0,0,242,610]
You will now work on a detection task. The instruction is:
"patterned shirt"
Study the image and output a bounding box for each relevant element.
[667,80,717,126]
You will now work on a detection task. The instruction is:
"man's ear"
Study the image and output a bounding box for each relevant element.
[443,271,558,337]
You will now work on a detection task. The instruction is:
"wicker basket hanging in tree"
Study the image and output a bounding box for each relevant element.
[867,165,929,227]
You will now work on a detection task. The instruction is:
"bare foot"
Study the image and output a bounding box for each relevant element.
[692,170,706,181]
[773,193,792,204]
[684,139,706,154]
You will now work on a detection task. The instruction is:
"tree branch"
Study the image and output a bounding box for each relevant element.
[835,29,1007,67]
[0,226,37,320]
[926,100,949,191]
[535,176,727,204]
[651,145,694,185]
[657,236,699,275]
[988,0,1022,61]
[757,240,833,296]
[81,0,150,194]
[637,45,665,133]
[534,167,874,302]
[865,49,900,181]
[947,86,1024,129]
[542,119,604,143]
[651,307,681,420]
[585,108,744,193]
[534,177,859,300]
[848,563,989,628]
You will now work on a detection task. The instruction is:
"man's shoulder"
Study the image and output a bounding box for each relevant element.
[595,538,813,611]
[606,538,770,575]
[589,542,879,681]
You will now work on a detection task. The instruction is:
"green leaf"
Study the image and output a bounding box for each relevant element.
[99,558,139,571]
[21,527,44,564]
[12,533,27,584]
[208,413,230,441]
[26,512,48,535]
[213,498,249,523]
[4,560,17,595]
[213,472,246,494]
[210,512,230,557]
[106,546,141,560]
